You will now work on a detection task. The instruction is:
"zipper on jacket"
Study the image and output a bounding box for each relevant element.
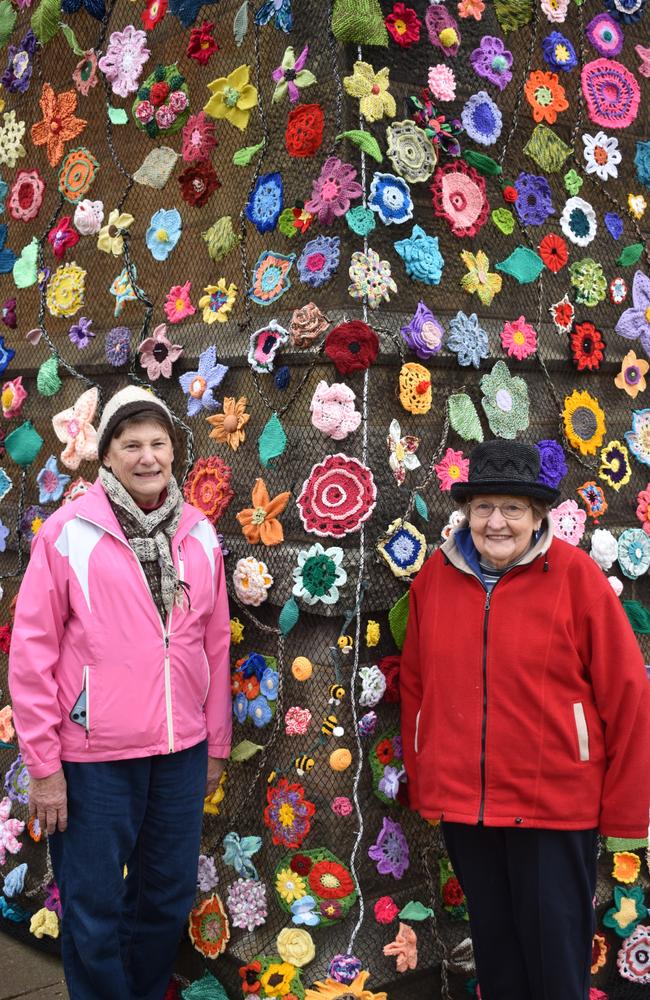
[83,665,90,750]
[477,589,491,823]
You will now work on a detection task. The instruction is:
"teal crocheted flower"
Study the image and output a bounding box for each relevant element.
[634,139,650,188]
[480,361,529,439]
[394,224,444,285]
[602,885,648,937]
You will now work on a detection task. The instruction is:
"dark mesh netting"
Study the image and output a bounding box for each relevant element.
[0,0,649,997]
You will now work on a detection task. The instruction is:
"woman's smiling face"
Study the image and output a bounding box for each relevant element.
[468,494,541,569]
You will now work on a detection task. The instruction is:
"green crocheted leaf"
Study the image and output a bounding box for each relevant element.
[491,207,515,235]
[336,130,383,163]
[494,0,532,31]
[37,356,62,396]
[258,412,287,467]
[496,247,544,284]
[331,0,388,46]
[13,239,39,288]
[448,393,484,442]
[233,0,248,46]
[523,125,572,173]
[399,900,434,920]
[622,599,650,634]
[229,740,264,762]
[606,836,648,852]
[4,422,43,467]
[388,590,410,650]
[181,970,232,1000]
[233,140,265,166]
[108,107,128,125]
[414,492,429,522]
[31,0,61,44]
[617,244,644,267]
[279,596,300,635]
[0,0,17,46]
[462,150,502,176]
[60,22,85,56]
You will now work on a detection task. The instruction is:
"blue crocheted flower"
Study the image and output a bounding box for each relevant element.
[248,695,273,728]
[297,235,340,287]
[542,32,578,72]
[447,311,489,369]
[605,212,623,239]
[368,173,414,225]
[245,172,284,234]
[36,455,70,503]
[634,140,650,189]
[255,0,292,30]
[260,666,279,699]
[146,208,182,261]
[394,225,444,286]
[233,693,248,724]
[536,439,567,489]
[603,0,646,24]
[513,172,555,226]
[461,92,502,147]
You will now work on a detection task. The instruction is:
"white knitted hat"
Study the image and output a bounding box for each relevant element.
[96,386,175,458]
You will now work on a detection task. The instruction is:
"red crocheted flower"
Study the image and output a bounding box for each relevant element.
[149,81,170,106]
[385,3,421,47]
[431,161,489,238]
[183,456,233,524]
[308,859,354,899]
[442,876,465,907]
[141,0,167,30]
[285,103,324,158]
[539,233,568,273]
[0,624,11,654]
[264,779,316,850]
[324,320,379,375]
[374,895,399,923]
[239,961,262,995]
[187,20,218,64]
[375,737,394,765]
[296,453,377,538]
[290,852,313,875]
[178,161,220,207]
[570,322,605,371]
[378,655,400,703]
[47,216,79,260]
[636,486,650,535]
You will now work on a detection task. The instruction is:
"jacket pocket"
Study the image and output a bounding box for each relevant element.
[414,709,421,754]
[572,702,590,762]
[69,666,91,734]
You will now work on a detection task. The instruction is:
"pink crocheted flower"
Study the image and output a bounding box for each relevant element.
[51,386,99,470]
[636,486,650,535]
[428,64,456,101]
[331,796,353,817]
[296,453,377,538]
[0,795,25,865]
[500,317,538,361]
[164,281,196,324]
[156,105,175,129]
[550,499,586,546]
[2,376,27,419]
[305,156,363,226]
[169,90,188,113]
[310,381,361,441]
[435,448,469,492]
[138,323,183,380]
[431,161,489,238]
[182,111,216,162]
[581,59,640,130]
[98,26,150,99]
[284,706,312,736]
[135,100,154,124]
[425,5,461,56]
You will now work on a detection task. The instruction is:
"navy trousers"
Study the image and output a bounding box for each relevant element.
[49,741,208,1000]
[442,822,598,1000]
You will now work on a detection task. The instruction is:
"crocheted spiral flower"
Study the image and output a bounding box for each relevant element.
[58,147,99,204]
[581,58,640,129]
[296,454,377,538]
[386,120,436,184]
[183,456,233,524]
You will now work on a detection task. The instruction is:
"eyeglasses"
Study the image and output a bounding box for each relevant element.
[468,501,531,521]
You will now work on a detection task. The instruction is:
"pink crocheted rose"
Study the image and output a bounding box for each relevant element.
[331,796,353,817]
[135,100,154,124]
[156,105,176,129]
[284,706,312,736]
[169,90,188,113]
[310,381,361,441]
[98,26,150,99]
[428,64,456,102]
[296,453,377,538]
[431,161,489,238]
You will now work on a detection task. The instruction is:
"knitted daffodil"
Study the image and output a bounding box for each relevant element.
[343,62,396,123]
[204,65,258,131]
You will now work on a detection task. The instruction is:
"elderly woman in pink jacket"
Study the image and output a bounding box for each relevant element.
[9,386,232,1000]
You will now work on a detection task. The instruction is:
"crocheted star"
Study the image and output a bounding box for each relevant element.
[236,478,291,546]
[31,84,87,168]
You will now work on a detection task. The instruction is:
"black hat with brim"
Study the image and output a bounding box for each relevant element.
[450,439,560,504]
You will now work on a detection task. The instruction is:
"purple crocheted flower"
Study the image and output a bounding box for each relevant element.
[513,172,555,226]
[105,326,131,366]
[400,301,444,360]
[586,13,624,56]
[1,29,37,94]
[368,816,410,878]
[226,877,267,932]
[297,235,340,288]
[4,754,29,804]
[98,26,150,99]
[197,855,219,892]
[44,881,62,917]
[178,344,228,416]
[305,157,362,227]
[69,316,94,349]
[469,36,513,90]
[536,439,568,489]
[461,91,502,146]
[329,955,362,985]
[615,270,650,357]
[542,31,578,72]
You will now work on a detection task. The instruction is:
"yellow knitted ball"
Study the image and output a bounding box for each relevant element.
[292,656,313,681]
[439,27,459,47]
[329,748,352,771]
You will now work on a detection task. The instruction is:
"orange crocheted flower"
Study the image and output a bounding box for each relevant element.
[58,147,99,203]
[236,478,291,546]
[206,396,250,450]
[188,894,230,957]
[31,83,87,167]
[524,70,569,124]
[612,851,642,884]
[591,932,608,974]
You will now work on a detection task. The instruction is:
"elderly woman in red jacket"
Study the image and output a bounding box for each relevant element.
[400,439,650,1000]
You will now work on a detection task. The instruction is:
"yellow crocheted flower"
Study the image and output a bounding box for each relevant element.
[30,907,59,940]
[204,64,258,131]
[277,928,315,967]
[275,866,307,904]
[628,193,647,220]
[230,617,245,644]
[97,208,135,256]
[203,771,226,815]
[562,389,606,456]
[0,110,26,168]
[460,250,502,306]
[343,62,396,123]
[366,620,380,647]
[399,362,431,414]
[46,262,86,318]
[259,963,296,998]
[198,279,237,324]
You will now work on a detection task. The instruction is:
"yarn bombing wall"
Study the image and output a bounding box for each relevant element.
[0,0,650,996]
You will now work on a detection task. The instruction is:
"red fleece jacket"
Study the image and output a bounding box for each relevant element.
[399,536,650,837]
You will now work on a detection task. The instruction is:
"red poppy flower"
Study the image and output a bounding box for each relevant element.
[141,0,167,30]
[187,20,218,64]
[290,853,313,875]
[375,737,394,765]
[539,233,568,273]
[47,216,79,259]
[285,103,324,158]
[324,320,379,375]
[570,322,605,371]
[239,961,262,995]
[442,876,465,907]
[309,859,355,899]
[178,161,220,207]
[378,655,400,703]
[385,2,421,47]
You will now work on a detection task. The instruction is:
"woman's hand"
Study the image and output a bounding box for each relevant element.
[205,756,226,798]
[29,769,68,835]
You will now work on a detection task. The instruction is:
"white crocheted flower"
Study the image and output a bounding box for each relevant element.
[590,528,618,570]
[358,665,387,708]
[608,576,624,597]
[233,557,273,606]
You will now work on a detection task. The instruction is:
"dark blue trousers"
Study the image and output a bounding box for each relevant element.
[49,741,208,1000]
[442,822,598,1000]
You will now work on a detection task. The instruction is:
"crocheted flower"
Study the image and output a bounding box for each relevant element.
[8,170,45,222]
[1,376,26,421]
[377,519,426,578]
[310,382,361,440]
[343,62,396,123]
[550,499,587,546]
[0,302,16,332]
[2,29,37,94]
[538,234,568,274]
[271,44,316,105]
[46,217,78,261]
[387,420,420,486]
[197,855,219,892]
[292,543,347,606]
[226,878,267,933]
[98,26,150,98]
[582,59,640,129]
[187,20,217,64]
[233,557,273,605]
[265,780,315,849]
[145,208,181,262]
[617,923,650,984]
[297,454,376,538]
[236,479,291,546]
[247,320,288,373]
[460,249,501,306]
[581,131,621,181]
[470,35,512,89]
[348,248,397,309]
[284,707,312,736]
[0,111,26,169]
[46,262,86,318]
[163,280,196,323]
[290,303,329,348]
[198,280,237,325]
[400,302,444,359]
[141,0,167,29]
[612,851,642,884]
[425,4,461,56]
[277,928,315,967]
[72,199,102,237]
[570,322,605,371]
[181,111,216,163]
[52,386,98,469]
[427,65,456,104]
[524,70,569,124]
[31,84,87,168]
[285,102,324,158]
[435,447,469,492]
[560,197,597,247]
[500,316,537,361]
[615,271,650,356]
[618,527,650,579]
[533,440,567,492]
[570,258,607,307]
[625,408,650,466]
[178,162,219,207]
[204,64,258,130]
[542,30,577,72]
[563,390,606,455]
[138,323,183,379]
[72,50,99,96]
[385,3,421,46]
[615,350,649,398]
[513,172,555,226]
[206,396,249,449]
[297,236,340,288]
[604,886,649,937]
[104,326,131,367]
[35,455,70,504]
[0,797,24,865]
[394,225,444,285]
[249,250,294,306]
[179,345,228,416]
[599,439,632,490]
[385,120,436,185]
[431,162,489,238]
[245,172,283,234]
[480,362,529,439]
[462,91,502,146]
[586,13,624,55]
[183,456,233,524]
[447,311,489,369]
[305,157,362,227]
[590,528,618,570]
[368,817,409,879]
[97,208,134,256]
[188,894,229,957]
[384,923,417,973]
[368,174,413,227]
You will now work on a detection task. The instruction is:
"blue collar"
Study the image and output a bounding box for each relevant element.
[454,526,545,587]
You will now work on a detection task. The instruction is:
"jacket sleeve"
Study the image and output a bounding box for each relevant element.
[579,586,650,838]
[399,581,423,812]
[8,529,69,779]
[203,541,232,759]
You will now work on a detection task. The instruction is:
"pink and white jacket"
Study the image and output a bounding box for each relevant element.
[9,480,232,779]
